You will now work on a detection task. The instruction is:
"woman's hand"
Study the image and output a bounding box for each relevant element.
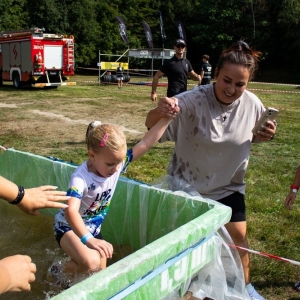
[0,255,36,294]
[255,120,277,142]
[285,192,297,210]
[17,186,69,216]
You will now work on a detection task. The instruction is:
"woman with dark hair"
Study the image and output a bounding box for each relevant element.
[145,41,277,300]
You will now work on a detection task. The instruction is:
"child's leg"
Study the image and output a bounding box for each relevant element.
[60,230,103,275]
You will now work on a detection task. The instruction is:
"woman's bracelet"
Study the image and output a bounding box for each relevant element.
[81,233,93,244]
[9,185,25,205]
[290,185,299,193]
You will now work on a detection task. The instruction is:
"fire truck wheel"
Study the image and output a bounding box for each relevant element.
[0,76,3,86]
[12,72,22,89]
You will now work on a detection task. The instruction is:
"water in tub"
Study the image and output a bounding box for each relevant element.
[0,200,134,300]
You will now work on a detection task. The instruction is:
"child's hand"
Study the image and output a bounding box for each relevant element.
[86,238,114,258]
[284,192,296,210]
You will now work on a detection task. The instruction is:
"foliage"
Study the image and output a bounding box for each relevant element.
[0,0,28,30]
[0,0,300,78]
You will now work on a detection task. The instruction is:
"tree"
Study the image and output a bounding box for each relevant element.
[277,0,300,66]
[0,0,28,31]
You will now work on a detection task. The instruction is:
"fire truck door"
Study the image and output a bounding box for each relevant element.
[21,41,32,72]
[2,43,10,71]
[9,42,21,67]
[44,46,63,70]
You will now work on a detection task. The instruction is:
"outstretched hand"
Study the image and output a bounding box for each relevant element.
[0,255,36,293]
[17,186,69,216]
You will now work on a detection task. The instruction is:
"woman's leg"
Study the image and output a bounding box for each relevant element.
[225,221,250,284]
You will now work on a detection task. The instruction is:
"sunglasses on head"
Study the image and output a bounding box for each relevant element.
[176,44,185,48]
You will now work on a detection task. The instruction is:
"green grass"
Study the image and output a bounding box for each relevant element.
[1,76,300,299]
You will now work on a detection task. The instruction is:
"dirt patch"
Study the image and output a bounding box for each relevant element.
[30,109,142,134]
[0,82,154,158]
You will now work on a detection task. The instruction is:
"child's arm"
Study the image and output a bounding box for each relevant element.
[65,197,113,258]
[285,165,300,210]
[131,117,173,162]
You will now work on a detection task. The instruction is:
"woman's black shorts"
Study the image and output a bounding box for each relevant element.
[217,192,246,222]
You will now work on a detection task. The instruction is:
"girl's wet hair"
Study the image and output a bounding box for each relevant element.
[215,40,262,81]
[85,121,126,153]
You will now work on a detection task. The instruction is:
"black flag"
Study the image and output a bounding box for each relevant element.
[176,21,187,45]
[142,21,153,48]
[116,16,129,44]
[158,11,166,44]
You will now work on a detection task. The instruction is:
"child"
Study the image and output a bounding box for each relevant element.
[284,164,300,292]
[53,116,177,280]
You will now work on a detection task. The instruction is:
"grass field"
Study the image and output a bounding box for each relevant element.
[1,75,300,299]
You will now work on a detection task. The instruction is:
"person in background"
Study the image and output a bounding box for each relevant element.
[284,164,300,292]
[52,115,177,282]
[116,63,124,89]
[145,41,277,300]
[150,39,202,101]
[0,176,69,294]
[200,54,212,85]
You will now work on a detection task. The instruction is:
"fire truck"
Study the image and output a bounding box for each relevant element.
[0,27,76,88]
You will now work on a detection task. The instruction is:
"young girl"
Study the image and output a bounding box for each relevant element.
[53,116,176,279]
[284,164,300,291]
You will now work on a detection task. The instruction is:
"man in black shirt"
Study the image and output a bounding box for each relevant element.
[200,54,212,85]
[150,39,202,101]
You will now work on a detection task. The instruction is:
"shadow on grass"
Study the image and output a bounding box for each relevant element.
[65,141,86,146]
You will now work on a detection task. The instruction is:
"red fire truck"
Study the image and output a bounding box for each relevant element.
[0,27,76,88]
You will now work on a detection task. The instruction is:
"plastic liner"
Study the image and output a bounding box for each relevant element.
[0,149,250,299]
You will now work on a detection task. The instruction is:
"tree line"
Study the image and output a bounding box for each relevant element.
[0,0,299,83]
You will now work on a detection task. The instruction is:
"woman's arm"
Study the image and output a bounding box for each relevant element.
[0,176,69,215]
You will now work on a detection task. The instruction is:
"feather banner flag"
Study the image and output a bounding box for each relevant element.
[116,16,129,44]
[176,21,187,45]
[158,10,166,44]
[142,21,153,48]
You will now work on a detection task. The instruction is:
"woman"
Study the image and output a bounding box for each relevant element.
[145,41,277,300]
